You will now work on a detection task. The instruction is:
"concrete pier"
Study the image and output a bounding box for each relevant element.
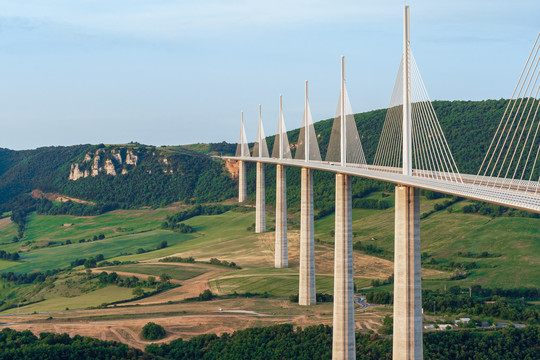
[275,164,288,268]
[332,173,355,360]
[299,167,316,305]
[255,162,265,233]
[238,160,247,203]
[393,185,422,360]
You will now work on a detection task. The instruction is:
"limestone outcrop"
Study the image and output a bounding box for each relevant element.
[104,159,116,175]
[69,164,85,181]
[126,150,138,165]
[68,147,177,181]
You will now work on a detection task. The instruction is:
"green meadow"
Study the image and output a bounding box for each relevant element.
[2,230,194,273]
[210,268,373,296]
[102,263,208,281]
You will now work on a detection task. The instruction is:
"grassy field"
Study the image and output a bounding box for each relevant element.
[107,210,261,265]
[1,285,138,314]
[312,195,539,289]
[0,269,154,315]
[210,267,373,296]
[102,263,208,281]
[0,195,537,312]
[2,230,195,273]
[22,207,181,243]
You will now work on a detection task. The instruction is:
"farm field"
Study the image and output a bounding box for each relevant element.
[102,263,209,281]
[0,194,538,349]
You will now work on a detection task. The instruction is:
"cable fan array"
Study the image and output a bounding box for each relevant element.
[475,33,540,194]
[235,111,250,158]
[373,51,462,183]
[325,86,367,166]
[295,84,322,162]
[271,97,292,160]
[252,105,270,158]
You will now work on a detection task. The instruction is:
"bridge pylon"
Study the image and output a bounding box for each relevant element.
[274,95,289,268]
[236,111,249,203]
[332,58,355,360]
[255,105,267,233]
[393,6,423,360]
[299,81,316,306]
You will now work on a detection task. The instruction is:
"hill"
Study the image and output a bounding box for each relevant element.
[0,144,235,213]
[0,99,526,217]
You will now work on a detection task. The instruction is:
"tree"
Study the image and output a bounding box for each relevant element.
[158,241,168,249]
[198,289,214,301]
[132,287,144,297]
[160,273,171,283]
[141,322,167,340]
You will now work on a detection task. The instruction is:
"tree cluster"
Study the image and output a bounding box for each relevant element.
[463,201,539,218]
[353,241,386,258]
[1,269,61,285]
[0,328,152,359]
[289,293,333,303]
[0,250,19,261]
[146,323,540,360]
[162,204,235,231]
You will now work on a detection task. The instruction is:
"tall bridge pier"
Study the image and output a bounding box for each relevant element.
[255,162,265,232]
[238,160,247,203]
[393,186,422,360]
[275,164,288,267]
[332,173,354,359]
[299,167,315,304]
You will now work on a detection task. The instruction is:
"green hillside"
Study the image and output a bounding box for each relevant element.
[0,144,236,229]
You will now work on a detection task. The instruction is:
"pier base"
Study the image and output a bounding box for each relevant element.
[255,162,265,233]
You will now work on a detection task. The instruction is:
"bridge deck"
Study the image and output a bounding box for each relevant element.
[223,156,540,214]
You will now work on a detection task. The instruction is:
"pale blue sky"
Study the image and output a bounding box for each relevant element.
[0,1,539,150]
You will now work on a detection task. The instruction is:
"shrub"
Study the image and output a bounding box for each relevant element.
[198,289,214,301]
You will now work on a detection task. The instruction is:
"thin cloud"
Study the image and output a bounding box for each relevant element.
[1,0,538,41]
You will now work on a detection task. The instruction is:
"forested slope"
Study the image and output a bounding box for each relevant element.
[0,144,235,213]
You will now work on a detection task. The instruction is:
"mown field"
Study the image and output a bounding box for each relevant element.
[102,263,208,281]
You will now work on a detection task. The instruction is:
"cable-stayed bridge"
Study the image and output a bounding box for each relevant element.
[225,6,539,360]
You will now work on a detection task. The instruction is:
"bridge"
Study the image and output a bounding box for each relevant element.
[224,6,540,360]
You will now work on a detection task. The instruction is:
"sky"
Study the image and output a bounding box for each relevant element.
[0,0,539,150]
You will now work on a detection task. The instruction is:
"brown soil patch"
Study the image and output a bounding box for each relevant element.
[0,217,12,229]
[0,297,385,350]
[31,189,96,205]
[224,159,240,179]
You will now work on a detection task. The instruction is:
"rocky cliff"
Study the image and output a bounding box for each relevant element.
[68,148,144,180]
